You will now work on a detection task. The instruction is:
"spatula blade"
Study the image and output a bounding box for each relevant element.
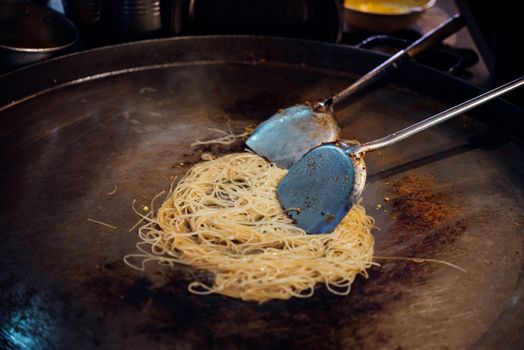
[246,104,339,169]
[276,143,357,234]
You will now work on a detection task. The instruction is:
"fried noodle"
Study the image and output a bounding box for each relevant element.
[124,153,375,302]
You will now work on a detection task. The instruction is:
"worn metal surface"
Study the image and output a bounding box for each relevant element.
[246,104,340,169]
[277,143,358,234]
[0,37,523,349]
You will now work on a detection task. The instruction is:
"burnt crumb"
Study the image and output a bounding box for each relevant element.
[390,175,458,233]
[383,175,467,256]
[420,222,466,249]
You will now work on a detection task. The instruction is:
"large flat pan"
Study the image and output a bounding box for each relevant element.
[0,36,523,349]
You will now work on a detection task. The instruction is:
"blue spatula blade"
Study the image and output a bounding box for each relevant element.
[277,143,355,234]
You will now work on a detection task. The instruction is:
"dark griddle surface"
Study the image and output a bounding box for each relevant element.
[0,37,523,349]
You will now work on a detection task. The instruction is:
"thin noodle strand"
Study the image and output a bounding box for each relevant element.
[124,153,375,302]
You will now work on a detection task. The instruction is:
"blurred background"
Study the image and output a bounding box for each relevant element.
[1,0,523,105]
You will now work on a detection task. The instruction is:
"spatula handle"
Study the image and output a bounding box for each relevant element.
[350,77,524,155]
[324,14,465,119]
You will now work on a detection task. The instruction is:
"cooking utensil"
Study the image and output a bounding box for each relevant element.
[1,36,523,349]
[246,14,465,169]
[278,77,524,234]
[0,0,78,69]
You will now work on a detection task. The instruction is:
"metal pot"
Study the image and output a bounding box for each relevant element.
[63,0,162,43]
[0,0,78,69]
[63,0,342,45]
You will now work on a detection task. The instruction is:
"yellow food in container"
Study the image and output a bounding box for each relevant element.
[343,0,435,32]
[344,0,431,15]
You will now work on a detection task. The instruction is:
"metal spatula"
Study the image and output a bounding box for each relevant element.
[246,14,465,169]
[277,77,524,234]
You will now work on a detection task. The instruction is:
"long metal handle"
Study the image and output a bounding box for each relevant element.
[323,14,465,119]
[351,77,524,155]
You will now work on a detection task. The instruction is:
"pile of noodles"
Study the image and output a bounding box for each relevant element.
[125,152,375,302]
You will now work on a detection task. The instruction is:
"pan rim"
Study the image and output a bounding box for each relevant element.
[1,36,521,138]
[0,35,520,109]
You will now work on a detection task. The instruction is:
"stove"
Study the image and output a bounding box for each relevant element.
[1,0,497,91]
